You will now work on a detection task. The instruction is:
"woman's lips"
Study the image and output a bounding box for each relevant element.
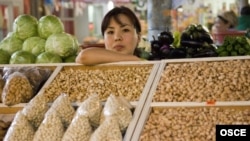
[113,45,124,51]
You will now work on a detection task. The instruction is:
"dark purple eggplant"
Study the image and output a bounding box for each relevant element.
[196,24,210,33]
[168,48,187,59]
[192,48,218,58]
[160,44,173,59]
[150,35,162,52]
[158,30,174,45]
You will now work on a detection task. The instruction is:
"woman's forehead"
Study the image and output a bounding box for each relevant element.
[110,14,132,25]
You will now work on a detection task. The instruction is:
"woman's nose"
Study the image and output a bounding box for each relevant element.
[114,32,122,41]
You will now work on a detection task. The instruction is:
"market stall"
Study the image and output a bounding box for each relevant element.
[0,0,250,140]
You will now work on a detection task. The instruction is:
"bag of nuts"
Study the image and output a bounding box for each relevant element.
[48,93,75,129]
[33,110,64,141]
[62,114,92,141]
[90,116,122,141]
[21,94,49,130]
[2,67,52,95]
[76,94,102,128]
[2,72,33,106]
[100,94,133,133]
[4,111,35,141]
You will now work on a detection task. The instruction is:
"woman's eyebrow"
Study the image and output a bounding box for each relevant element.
[107,24,131,29]
[120,24,132,28]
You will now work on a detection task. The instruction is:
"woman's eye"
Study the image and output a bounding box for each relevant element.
[107,31,114,34]
[123,28,130,32]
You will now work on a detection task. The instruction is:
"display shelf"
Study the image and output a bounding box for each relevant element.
[131,56,250,140]
[34,61,160,141]
[0,103,26,114]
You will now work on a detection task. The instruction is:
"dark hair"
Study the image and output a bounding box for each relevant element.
[218,15,229,24]
[101,6,141,36]
[241,5,250,15]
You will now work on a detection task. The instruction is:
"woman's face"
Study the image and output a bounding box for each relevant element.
[103,14,140,55]
[212,17,230,31]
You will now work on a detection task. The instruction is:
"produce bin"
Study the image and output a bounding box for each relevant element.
[133,101,250,141]
[34,61,161,141]
[131,56,250,140]
[151,56,250,103]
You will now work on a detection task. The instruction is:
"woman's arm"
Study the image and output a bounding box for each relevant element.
[75,47,142,65]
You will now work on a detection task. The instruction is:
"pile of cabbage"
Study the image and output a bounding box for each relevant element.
[0,14,79,64]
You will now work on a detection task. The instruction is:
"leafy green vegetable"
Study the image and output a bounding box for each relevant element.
[38,15,64,39]
[0,49,10,64]
[0,34,23,55]
[36,52,62,63]
[230,51,238,56]
[63,55,76,63]
[45,32,79,58]
[9,50,36,64]
[218,51,229,57]
[238,48,246,55]
[13,14,38,40]
[226,45,233,52]
[22,36,46,56]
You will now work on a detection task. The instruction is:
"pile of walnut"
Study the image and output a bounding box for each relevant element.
[3,93,133,141]
[153,59,250,102]
[43,64,152,102]
[140,106,250,141]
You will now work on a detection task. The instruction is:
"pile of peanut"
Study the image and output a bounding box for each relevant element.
[139,106,250,141]
[43,65,152,102]
[153,59,250,102]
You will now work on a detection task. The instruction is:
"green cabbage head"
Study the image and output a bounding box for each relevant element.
[9,50,36,64]
[13,14,38,40]
[36,52,62,63]
[22,36,46,56]
[63,55,77,63]
[45,32,79,58]
[0,34,23,55]
[0,49,11,64]
[38,15,64,39]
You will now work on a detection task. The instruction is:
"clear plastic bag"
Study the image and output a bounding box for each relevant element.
[2,72,33,106]
[76,94,102,128]
[21,94,49,130]
[62,114,92,141]
[48,93,75,128]
[90,116,122,141]
[33,110,64,141]
[4,111,35,141]
[100,94,133,132]
[2,66,52,94]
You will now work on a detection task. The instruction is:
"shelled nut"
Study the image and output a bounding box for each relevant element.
[21,94,49,130]
[48,94,75,128]
[2,72,33,106]
[139,106,250,141]
[62,115,92,141]
[153,60,250,102]
[33,110,64,141]
[43,65,152,102]
[4,111,35,141]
